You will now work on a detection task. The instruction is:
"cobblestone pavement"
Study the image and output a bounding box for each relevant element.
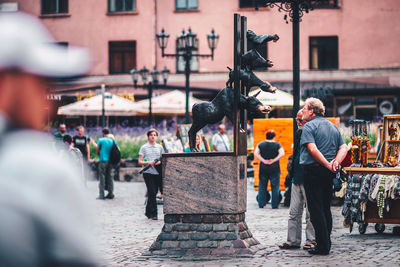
[88,179,400,267]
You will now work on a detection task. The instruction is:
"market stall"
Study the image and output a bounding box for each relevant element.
[342,116,400,234]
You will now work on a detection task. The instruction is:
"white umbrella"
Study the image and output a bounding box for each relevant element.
[134,90,202,115]
[57,93,138,116]
[249,89,304,107]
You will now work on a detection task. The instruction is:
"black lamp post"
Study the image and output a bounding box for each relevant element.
[156,28,219,123]
[251,0,314,137]
[131,66,169,125]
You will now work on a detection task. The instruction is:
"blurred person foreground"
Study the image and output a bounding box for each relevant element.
[0,12,98,267]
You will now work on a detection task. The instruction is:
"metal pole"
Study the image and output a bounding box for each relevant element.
[101,84,105,128]
[184,51,191,124]
[233,13,241,156]
[292,2,300,137]
[148,82,153,125]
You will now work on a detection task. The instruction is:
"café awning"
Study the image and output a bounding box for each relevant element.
[57,93,138,116]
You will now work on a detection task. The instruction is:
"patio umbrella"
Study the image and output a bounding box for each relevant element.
[249,88,304,107]
[57,93,138,116]
[134,90,202,115]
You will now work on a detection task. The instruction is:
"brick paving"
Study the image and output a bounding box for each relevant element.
[88,179,400,266]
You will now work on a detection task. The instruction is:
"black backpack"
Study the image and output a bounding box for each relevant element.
[109,140,121,165]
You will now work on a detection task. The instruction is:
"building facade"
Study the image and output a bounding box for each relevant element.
[5,0,400,122]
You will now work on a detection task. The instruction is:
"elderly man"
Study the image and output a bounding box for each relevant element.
[0,12,97,266]
[300,98,348,255]
[212,124,231,152]
[279,109,315,250]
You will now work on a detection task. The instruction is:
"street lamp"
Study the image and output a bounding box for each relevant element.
[161,66,170,85]
[130,66,170,125]
[156,27,219,123]
[251,0,314,137]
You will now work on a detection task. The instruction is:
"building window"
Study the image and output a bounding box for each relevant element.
[41,0,68,14]
[176,0,198,10]
[109,41,136,74]
[176,40,198,73]
[312,0,339,9]
[239,0,257,8]
[108,0,135,12]
[309,36,338,70]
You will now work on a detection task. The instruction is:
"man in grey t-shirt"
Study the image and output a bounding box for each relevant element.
[299,98,347,256]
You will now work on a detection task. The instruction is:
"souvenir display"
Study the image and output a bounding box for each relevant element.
[383,115,400,165]
[349,120,370,167]
[343,115,400,234]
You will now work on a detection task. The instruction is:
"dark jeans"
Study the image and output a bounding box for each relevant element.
[143,173,161,218]
[303,165,334,253]
[258,171,280,209]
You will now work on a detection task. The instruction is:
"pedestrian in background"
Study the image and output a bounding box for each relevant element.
[73,125,91,162]
[255,129,285,209]
[138,129,164,220]
[62,134,85,183]
[279,109,315,250]
[54,123,66,142]
[95,128,115,200]
[212,124,230,152]
[185,134,205,152]
[300,97,348,255]
[0,12,98,267]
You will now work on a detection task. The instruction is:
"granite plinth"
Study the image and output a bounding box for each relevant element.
[148,153,259,258]
[148,212,260,257]
[162,154,247,214]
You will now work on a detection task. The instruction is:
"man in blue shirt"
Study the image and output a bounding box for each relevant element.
[300,98,347,255]
[96,128,115,200]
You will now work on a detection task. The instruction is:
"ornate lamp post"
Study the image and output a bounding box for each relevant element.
[131,66,169,125]
[156,28,219,123]
[250,0,315,136]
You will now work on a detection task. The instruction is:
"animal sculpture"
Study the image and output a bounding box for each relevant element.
[188,88,270,151]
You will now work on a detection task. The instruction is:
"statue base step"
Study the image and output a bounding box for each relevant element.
[146,213,261,257]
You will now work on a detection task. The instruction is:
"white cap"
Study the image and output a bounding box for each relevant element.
[0,12,91,78]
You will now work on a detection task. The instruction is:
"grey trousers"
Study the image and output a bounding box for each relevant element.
[98,161,113,198]
[287,183,315,246]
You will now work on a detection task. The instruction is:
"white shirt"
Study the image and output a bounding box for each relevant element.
[212,133,231,152]
[139,143,165,175]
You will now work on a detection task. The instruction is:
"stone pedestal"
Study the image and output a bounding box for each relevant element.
[148,153,260,257]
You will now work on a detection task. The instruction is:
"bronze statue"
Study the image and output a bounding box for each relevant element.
[226,67,277,94]
[188,88,270,151]
[188,30,278,151]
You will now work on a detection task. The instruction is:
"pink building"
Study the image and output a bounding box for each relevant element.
[5,0,400,122]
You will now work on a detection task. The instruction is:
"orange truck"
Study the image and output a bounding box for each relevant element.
[252,117,340,192]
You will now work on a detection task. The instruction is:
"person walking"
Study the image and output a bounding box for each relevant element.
[212,124,230,152]
[96,128,115,200]
[255,129,285,209]
[73,125,91,162]
[279,110,315,250]
[300,97,348,255]
[138,129,164,220]
[0,12,97,267]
